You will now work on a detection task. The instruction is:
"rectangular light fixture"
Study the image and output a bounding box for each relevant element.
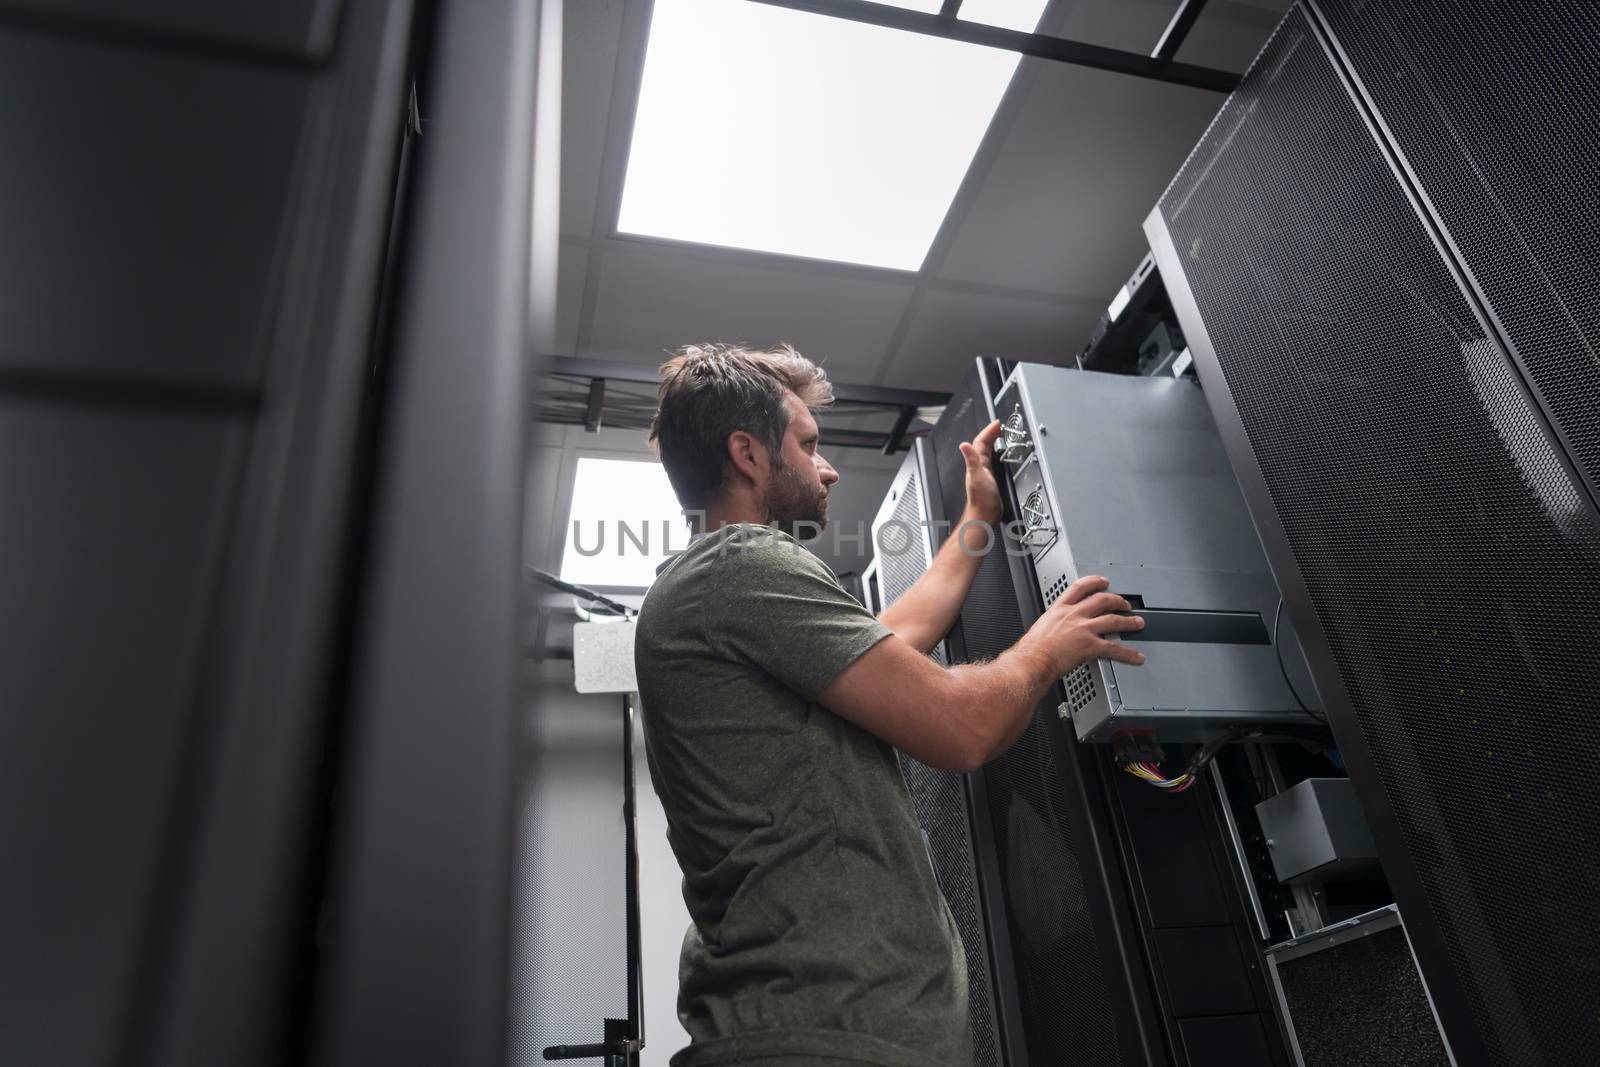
[617,0,1048,271]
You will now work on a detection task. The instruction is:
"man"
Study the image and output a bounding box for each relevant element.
[636,344,1145,1067]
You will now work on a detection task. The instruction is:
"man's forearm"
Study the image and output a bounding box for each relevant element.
[876,508,991,654]
[951,633,1061,763]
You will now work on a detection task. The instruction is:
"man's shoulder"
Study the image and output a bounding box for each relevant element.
[661,523,826,582]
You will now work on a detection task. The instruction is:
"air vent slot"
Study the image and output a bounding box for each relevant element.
[999,403,1033,467]
[1064,666,1096,714]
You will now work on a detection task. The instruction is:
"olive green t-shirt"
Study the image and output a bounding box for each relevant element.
[635,523,969,1067]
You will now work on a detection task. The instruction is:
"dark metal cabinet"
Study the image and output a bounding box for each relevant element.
[1147,4,1600,1063]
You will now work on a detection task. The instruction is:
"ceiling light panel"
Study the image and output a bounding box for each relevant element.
[618,0,1047,271]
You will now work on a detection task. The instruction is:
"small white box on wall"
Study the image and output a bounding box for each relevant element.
[572,620,638,694]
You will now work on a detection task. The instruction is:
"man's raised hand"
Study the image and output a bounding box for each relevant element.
[958,418,1005,525]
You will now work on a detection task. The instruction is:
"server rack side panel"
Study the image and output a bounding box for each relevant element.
[870,441,1008,1067]
[1147,6,1600,1063]
[1310,0,1600,515]
[0,1,416,1062]
[309,0,547,1062]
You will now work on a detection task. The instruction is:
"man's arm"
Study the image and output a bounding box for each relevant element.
[823,575,1146,772]
[877,419,1004,654]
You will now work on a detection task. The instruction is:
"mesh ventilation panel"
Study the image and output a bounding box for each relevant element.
[1159,10,1600,1063]
[876,451,998,1066]
[1316,0,1600,502]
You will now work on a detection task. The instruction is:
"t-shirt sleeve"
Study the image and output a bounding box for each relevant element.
[706,530,893,702]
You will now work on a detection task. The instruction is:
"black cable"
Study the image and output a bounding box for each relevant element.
[1273,597,1326,723]
[1181,727,1243,782]
[527,566,638,618]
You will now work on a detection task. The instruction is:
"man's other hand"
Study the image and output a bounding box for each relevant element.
[1028,575,1146,675]
[959,418,1005,525]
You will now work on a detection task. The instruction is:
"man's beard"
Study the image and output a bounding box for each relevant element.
[765,459,828,539]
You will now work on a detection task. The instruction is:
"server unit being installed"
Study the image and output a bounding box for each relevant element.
[1145,2,1600,1062]
[993,364,1321,744]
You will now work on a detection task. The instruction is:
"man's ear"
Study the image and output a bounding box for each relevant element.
[725,429,768,487]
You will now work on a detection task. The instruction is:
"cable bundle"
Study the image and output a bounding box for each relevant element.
[1123,760,1200,792]
[1118,728,1245,794]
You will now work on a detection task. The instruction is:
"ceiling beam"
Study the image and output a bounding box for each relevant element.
[1152,0,1210,62]
[824,426,926,451]
[543,355,951,409]
[742,0,1241,93]
[881,406,917,456]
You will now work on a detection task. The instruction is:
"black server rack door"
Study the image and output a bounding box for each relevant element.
[1149,6,1600,1064]
[928,365,1150,1067]
[1312,0,1600,511]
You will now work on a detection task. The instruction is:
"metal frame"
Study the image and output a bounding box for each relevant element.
[1146,175,1484,1067]
[871,437,1024,1065]
[541,354,949,452]
[744,0,1241,93]
[1152,0,1210,62]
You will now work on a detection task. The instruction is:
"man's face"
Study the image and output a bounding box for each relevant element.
[765,391,838,539]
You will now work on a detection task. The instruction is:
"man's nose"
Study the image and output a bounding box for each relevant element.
[818,455,840,486]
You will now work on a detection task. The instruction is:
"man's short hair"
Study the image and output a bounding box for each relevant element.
[649,343,833,514]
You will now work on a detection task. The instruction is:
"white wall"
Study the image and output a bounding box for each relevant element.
[509,662,693,1066]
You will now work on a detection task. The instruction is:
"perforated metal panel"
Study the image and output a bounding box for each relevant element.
[873,458,944,667]
[1155,8,1600,1064]
[1314,0,1600,506]
[871,444,998,1067]
[1041,578,1099,719]
[1063,668,1096,716]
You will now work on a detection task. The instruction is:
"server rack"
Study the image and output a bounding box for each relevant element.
[870,437,1025,1067]
[872,361,1299,1065]
[977,360,1292,1067]
[0,2,555,1063]
[925,365,1164,1067]
[1146,3,1600,1063]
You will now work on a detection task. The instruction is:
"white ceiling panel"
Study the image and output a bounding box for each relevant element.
[935,59,1227,301]
[560,0,625,235]
[891,290,1101,388]
[617,0,1045,270]
[584,243,917,378]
